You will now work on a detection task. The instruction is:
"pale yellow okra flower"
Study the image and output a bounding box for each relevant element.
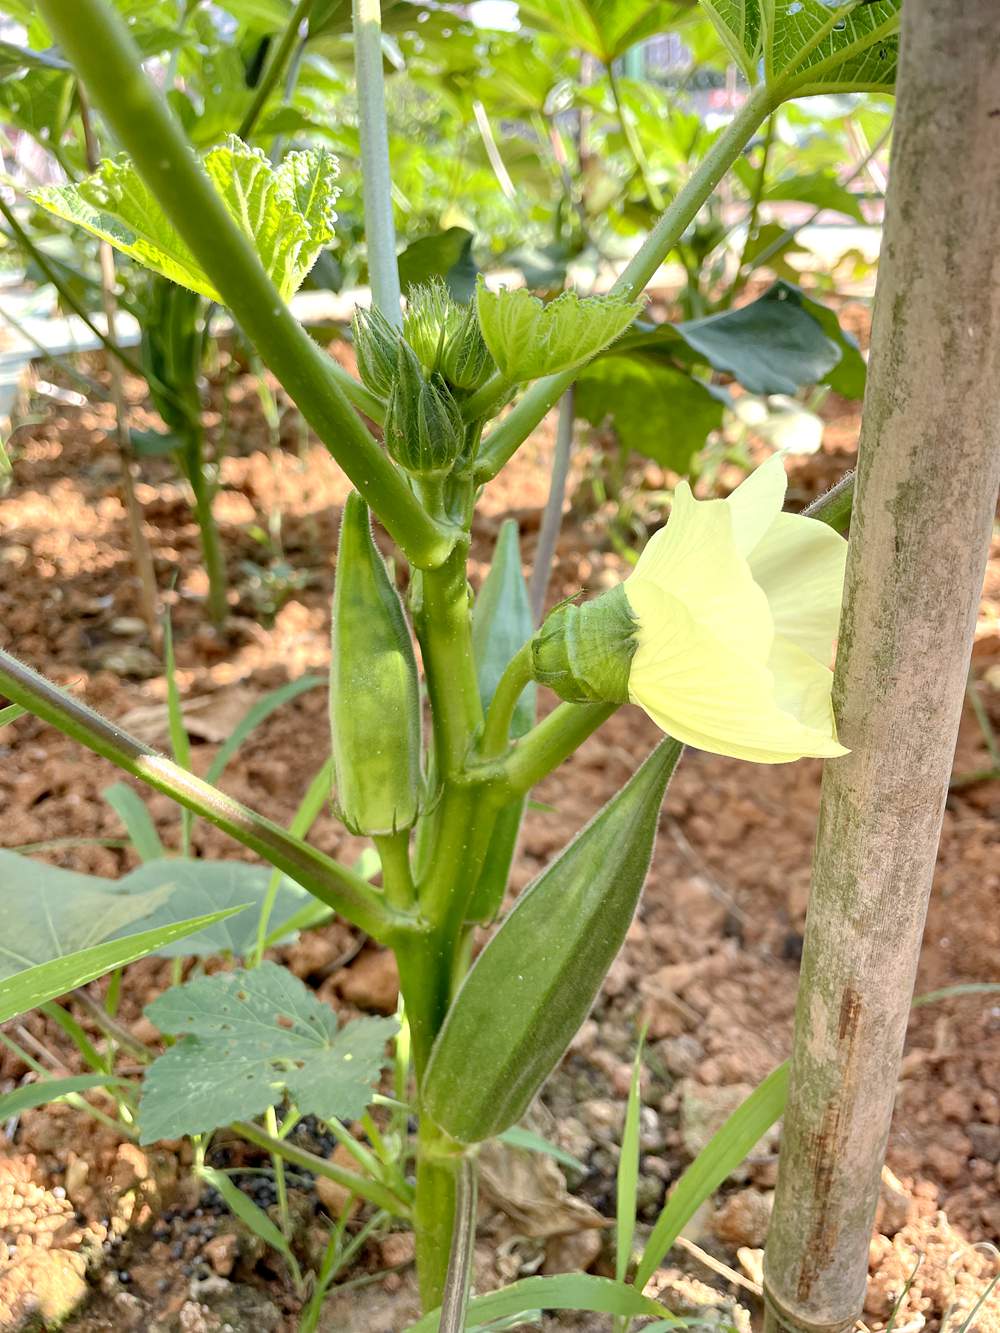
[623,454,849,763]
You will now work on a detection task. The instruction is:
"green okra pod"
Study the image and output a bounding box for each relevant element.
[329,492,422,836]
[422,737,682,1142]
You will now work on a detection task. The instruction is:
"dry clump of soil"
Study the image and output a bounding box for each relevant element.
[0,343,998,1329]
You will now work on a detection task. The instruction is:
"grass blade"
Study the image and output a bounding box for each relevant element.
[103,781,166,862]
[617,1029,646,1285]
[204,675,323,786]
[407,1275,670,1333]
[0,906,246,1024]
[0,1074,125,1118]
[162,611,193,855]
[0,702,27,728]
[634,1062,789,1291]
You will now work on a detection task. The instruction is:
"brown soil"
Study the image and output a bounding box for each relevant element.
[0,340,998,1332]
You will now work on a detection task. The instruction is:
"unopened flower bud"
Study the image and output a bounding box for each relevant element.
[385,343,464,477]
[403,278,461,373]
[530,586,636,704]
[353,305,400,398]
[440,303,495,393]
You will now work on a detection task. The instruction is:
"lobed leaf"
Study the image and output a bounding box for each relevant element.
[476,282,641,385]
[31,135,339,303]
[702,0,901,98]
[139,962,396,1142]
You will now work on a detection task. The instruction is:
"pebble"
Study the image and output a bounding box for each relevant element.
[711,1188,773,1249]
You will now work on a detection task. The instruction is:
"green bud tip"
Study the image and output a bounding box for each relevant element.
[531,584,637,704]
[404,278,495,395]
[353,304,400,399]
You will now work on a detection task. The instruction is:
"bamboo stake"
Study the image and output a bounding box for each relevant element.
[763,6,1000,1332]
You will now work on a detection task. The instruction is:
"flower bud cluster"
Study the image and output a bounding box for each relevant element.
[352,280,495,480]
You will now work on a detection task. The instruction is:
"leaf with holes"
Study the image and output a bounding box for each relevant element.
[703,0,901,98]
[31,135,339,302]
[138,963,396,1143]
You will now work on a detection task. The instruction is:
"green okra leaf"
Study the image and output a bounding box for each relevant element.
[0,907,246,1026]
[423,738,682,1143]
[31,135,339,303]
[476,282,641,386]
[329,493,423,835]
[704,0,901,98]
[0,850,174,978]
[139,962,397,1143]
[112,859,310,959]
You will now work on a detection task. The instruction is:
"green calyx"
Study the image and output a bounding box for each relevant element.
[384,342,465,479]
[531,584,637,705]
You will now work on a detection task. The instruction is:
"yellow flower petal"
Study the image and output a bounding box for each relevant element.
[748,512,847,663]
[628,481,773,666]
[724,453,788,556]
[627,590,847,764]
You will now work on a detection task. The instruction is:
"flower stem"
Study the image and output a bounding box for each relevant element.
[480,642,534,758]
[36,0,450,569]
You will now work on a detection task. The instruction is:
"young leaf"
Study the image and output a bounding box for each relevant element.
[114,859,309,959]
[198,1165,295,1263]
[476,283,641,385]
[703,0,901,99]
[139,962,397,1142]
[406,1273,670,1333]
[0,850,174,978]
[102,782,165,863]
[0,907,246,1025]
[31,136,339,303]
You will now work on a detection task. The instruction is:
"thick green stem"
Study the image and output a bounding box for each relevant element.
[503,701,617,795]
[37,0,450,569]
[481,642,534,758]
[352,0,402,325]
[374,830,415,910]
[238,0,313,140]
[0,649,401,941]
[475,84,773,481]
[414,1117,466,1310]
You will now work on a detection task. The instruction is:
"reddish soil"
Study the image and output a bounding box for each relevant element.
[0,337,998,1332]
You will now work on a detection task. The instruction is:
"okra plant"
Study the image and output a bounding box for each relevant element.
[0,0,902,1324]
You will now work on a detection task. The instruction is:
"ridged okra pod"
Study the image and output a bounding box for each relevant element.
[329,492,422,836]
[423,737,682,1142]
